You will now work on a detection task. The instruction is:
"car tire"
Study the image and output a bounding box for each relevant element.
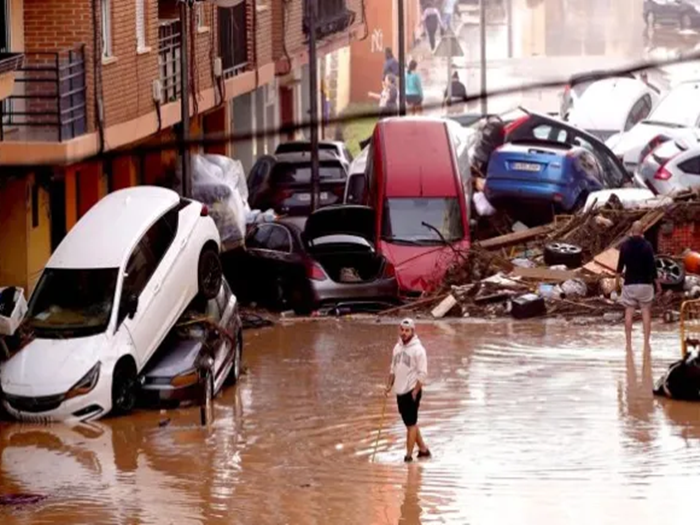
[544,242,583,269]
[111,362,137,416]
[229,331,243,385]
[656,256,685,290]
[198,247,223,300]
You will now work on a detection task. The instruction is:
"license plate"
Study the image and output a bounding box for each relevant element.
[512,162,541,172]
[297,192,329,202]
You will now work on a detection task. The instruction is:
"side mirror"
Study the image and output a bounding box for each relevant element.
[126,294,139,319]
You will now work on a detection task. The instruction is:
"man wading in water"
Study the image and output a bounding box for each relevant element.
[385,319,431,462]
[616,220,662,353]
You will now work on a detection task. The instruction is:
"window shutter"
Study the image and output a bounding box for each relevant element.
[136,0,146,50]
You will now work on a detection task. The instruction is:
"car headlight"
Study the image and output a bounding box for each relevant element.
[171,369,199,388]
[65,362,101,400]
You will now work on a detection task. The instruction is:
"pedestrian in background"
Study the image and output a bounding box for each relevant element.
[405,60,424,115]
[368,73,398,117]
[385,318,431,463]
[441,0,458,35]
[383,48,399,80]
[422,1,444,53]
[616,221,662,353]
[442,71,469,113]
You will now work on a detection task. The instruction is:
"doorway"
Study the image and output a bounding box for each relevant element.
[49,178,67,251]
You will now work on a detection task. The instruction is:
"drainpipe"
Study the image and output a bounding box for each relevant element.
[308,0,320,212]
[397,0,406,116]
[180,0,192,198]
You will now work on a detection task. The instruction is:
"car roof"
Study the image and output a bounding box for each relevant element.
[571,78,652,129]
[48,186,180,269]
[375,118,457,197]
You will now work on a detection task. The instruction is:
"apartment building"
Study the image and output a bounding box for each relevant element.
[0,0,366,293]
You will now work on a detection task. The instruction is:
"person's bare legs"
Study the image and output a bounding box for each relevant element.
[625,306,635,352]
[641,305,652,352]
[406,426,418,457]
[415,426,428,452]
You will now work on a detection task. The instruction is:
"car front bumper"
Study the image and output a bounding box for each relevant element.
[139,381,204,408]
[1,370,113,424]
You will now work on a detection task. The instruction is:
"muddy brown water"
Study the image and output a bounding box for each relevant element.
[2,319,700,524]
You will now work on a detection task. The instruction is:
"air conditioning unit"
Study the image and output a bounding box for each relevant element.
[213,57,223,78]
[152,79,163,103]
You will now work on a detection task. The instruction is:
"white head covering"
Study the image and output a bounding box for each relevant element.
[400,318,415,329]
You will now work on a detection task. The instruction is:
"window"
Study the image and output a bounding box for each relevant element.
[270,163,347,184]
[26,268,120,338]
[101,0,112,57]
[195,3,206,29]
[382,198,464,244]
[247,225,273,249]
[141,207,178,266]
[532,125,568,143]
[266,225,293,253]
[136,0,147,50]
[303,0,352,37]
[625,94,653,131]
[346,173,367,204]
[678,156,700,175]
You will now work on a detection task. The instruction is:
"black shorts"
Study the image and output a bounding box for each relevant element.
[396,389,422,427]
[406,94,423,106]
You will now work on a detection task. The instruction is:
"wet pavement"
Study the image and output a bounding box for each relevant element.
[3,319,700,524]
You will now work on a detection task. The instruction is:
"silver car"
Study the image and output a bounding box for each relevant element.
[637,134,700,194]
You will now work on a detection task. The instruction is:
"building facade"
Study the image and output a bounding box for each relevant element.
[0,0,366,292]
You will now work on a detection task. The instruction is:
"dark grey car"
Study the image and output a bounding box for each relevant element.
[139,280,243,408]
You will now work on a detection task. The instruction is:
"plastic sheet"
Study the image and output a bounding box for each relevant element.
[191,154,249,247]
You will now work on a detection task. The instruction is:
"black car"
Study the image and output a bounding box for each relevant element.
[644,0,700,30]
[228,206,399,314]
[247,151,348,217]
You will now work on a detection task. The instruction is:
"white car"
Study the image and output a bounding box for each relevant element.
[608,80,700,174]
[559,71,637,119]
[0,186,222,423]
[567,77,660,143]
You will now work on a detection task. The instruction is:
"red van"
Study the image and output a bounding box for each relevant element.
[362,117,471,295]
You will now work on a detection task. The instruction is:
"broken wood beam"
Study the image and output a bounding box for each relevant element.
[475,224,555,250]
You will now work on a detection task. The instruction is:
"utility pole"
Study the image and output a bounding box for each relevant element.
[179,0,192,197]
[479,0,487,115]
[397,0,406,116]
[308,0,321,212]
[506,0,513,58]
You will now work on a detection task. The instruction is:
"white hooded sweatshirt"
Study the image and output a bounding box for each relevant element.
[390,336,428,396]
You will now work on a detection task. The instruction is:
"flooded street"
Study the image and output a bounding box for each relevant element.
[3,320,700,524]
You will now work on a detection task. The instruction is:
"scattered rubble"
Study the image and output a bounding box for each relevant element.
[386,189,700,321]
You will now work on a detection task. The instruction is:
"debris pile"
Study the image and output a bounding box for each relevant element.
[393,190,700,322]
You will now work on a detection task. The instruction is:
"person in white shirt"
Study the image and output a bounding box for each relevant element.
[385,318,431,462]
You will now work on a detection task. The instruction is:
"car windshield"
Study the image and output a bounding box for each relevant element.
[382,198,464,244]
[277,143,339,156]
[26,268,119,338]
[272,163,346,184]
[646,85,700,127]
[585,129,618,142]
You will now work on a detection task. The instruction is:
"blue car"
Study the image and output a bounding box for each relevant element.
[484,140,609,215]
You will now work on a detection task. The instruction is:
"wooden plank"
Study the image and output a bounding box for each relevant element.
[511,267,578,281]
[476,224,555,250]
[431,295,458,319]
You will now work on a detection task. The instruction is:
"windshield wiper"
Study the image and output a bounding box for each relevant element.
[383,237,437,246]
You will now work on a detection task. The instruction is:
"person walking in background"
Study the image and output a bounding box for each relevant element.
[441,0,458,35]
[616,221,662,353]
[422,1,444,52]
[442,71,469,113]
[383,48,399,80]
[405,60,424,115]
[385,318,431,463]
[368,73,398,117]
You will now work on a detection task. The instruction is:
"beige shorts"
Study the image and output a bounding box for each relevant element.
[620,284,654,309]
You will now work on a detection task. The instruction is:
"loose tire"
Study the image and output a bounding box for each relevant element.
[111,362,137,416]
[198,248,223,300]
[656,256,685,290]
[544,242,583,269]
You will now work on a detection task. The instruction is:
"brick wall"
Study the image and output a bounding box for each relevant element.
[658,221,700,257]
[255,1,274,67]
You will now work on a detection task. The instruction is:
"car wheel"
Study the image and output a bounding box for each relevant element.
[198,248,223,300]
[111,362,137,416]
[656,256,685,290]
[230,331,243,385]
[544,242,583,269]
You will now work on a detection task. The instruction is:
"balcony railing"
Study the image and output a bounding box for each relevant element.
[218,3,249,79]
[0,47,87,142]
[303,0,355,39]
[158,19,182,103]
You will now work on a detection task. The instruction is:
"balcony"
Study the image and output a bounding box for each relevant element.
[0,47,87,142]
[218,3,250,79]
[0,53,24,101]
[158,19,182,103]
[303,0,355,40]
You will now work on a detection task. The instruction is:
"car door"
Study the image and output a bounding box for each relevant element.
[247,155,276,209]
[118,209,179,369]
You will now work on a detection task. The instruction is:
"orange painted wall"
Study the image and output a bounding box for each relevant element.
[64,169,78,231]
[77,163,102,219]
[0,178,29,289]
[112,157,136,190]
